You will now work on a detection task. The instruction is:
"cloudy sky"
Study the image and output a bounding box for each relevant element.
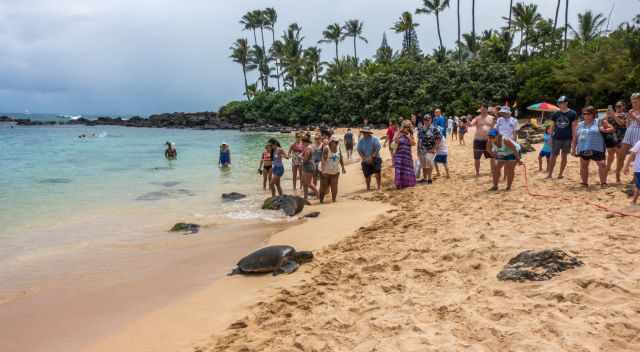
[0,0,637,115]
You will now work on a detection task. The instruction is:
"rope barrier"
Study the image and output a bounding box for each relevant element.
[520,163,640,219]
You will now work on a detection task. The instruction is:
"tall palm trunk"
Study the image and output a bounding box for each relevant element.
[564,0,569,50]
[242,64,250,100]
[270,30,281,91]
[508,0,513,30]
[471,0,476,56]
[457,0,461,62]
[251,29,258,47]
[259,26,268,89]
[353,36,358,63]
[334,41,339,63]
[435,11,443,51]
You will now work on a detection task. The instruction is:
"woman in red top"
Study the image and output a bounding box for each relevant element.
[258,144,273,190]
[383,120,398,164]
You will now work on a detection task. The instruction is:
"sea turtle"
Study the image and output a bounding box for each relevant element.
[228,245,313,276]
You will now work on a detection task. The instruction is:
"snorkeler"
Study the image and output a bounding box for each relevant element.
[165,141,177,160]
[219,143,231,167]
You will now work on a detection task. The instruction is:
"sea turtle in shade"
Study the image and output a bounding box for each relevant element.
[228,245,313,276]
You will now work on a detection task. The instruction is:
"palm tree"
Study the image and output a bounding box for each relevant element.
[342,19,368,63]
[392,11,420,56]
[318,23,344,63]
[303,47,323,82]
[471,0,476,46]
[229,38,257,100]
[457,0,461,62]
[564,0,569,50]
[251,45,272,90]
[553,0,561,33]
[511,2,542,55]
[281,23,305,89]
[459,33,479,56]
[264,7,281,91]
[570,10,606,44]
[416,0,450,52]
[507,0,514,31]
[240,11,260,46]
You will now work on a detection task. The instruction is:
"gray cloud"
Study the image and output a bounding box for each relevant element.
[0,0,636,115]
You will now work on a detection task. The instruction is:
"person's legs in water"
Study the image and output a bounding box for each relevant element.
[580,158,590,186]
[330,174,339,202]
[270,174,283,197]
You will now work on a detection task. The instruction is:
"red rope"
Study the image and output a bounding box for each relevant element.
[520,164,640,219]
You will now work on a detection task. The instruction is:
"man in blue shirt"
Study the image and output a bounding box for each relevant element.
[434,108,447,137]
[357,127,382,191]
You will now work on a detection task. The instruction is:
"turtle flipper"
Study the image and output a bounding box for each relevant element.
[274,260,300,276]
[228,267,242,276]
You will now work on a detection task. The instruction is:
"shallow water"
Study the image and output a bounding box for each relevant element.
[0,124,294,292]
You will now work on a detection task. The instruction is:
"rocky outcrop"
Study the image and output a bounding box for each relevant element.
[169,222,201,234]
[222,192,247,201]
[497,249,583,282]
[262,195,309,216]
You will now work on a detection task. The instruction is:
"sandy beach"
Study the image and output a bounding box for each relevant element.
[183,128,640,352]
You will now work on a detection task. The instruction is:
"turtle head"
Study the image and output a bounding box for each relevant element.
[293,250,313,263]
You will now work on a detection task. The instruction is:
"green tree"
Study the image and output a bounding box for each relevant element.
[392,12,421,57]
[416,0,450,52]
[229,38,257,100]
[264,7,281,91]
[570,10,606,45]
[319,23,344,64]
[510,2,542,56]
[240,11,261,47]
[375,32,393,64]
[303,46,323,82]
[342,19,368,63]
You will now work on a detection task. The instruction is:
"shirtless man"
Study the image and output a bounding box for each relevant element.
[470,103,496,177]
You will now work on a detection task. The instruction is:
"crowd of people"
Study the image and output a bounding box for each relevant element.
[254,92,640,206]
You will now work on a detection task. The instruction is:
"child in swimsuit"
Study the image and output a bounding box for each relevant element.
[538,125,552,172]
[258,144,273,190]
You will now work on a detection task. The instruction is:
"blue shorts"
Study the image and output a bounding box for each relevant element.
[636,172,640,189]
[539,150,551,158]
[272,165,285,177]
[434,154,448,164]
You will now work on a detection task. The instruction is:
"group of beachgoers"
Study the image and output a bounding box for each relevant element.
[258,129,348,203]
[379,93,640,203]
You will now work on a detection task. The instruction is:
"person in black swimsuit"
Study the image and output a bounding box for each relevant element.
[164,142,177,160]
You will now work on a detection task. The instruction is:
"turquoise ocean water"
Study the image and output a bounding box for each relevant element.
[0,121,293,275]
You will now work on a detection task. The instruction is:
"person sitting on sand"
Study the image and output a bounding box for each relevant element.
[301,136,320,200]
[357,126,382,191]
[538,124,553,172]
[488,129,522,191]
[320,136,346,203]
[258,144,273,190]
[269,138,289,197]
[572,106,609,188]
[344,128,354,160]
[219,143,231,167]
[393,120,417,189]
[623,137,640,205]
[165,141,177,160]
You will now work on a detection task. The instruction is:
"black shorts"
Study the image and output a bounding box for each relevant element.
[361,157,382,177]
[473,139,492,160]
[345,142,354,151]
[552,139,572,156]
[578,150,605,161]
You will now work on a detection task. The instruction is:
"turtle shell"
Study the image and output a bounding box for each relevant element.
[237,245,295,273]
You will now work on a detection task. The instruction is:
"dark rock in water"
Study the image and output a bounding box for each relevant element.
[497,249,583,282]
[222,192,247,201]
[38,178,72,184]
[170,222,200,234]
[151,181,181,187]
[304,212,320,218]
[136,189,195,201]
[149,167,172,172]
[262,195,307,216]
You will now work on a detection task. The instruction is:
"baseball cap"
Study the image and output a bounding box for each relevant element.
[557,96,568,103]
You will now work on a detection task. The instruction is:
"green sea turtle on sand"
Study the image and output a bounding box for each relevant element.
[228,245,313,276]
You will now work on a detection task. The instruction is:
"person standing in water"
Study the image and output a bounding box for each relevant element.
[269,139,289,197]
[165,142,177,160]
[289,133,305,192]
[258,144,273,190]
[219,143,231,167]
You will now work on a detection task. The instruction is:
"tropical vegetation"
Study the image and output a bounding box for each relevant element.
[223,3,640,126]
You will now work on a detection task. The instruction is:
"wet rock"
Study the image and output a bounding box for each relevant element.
[222,192,247,201]
[304,212,320,218]
[497,249,583,282]
[262,195,307,216]
[170,222,200,234]
[38,178,72,184]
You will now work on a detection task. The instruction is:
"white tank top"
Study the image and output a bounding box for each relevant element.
[322,147,341,175]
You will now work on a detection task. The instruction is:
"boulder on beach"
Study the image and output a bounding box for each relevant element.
[170,222,200,234]
[262,195,308,216]
[304,212,320,218]
[222,192,247,201]
[497,249,583,282]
